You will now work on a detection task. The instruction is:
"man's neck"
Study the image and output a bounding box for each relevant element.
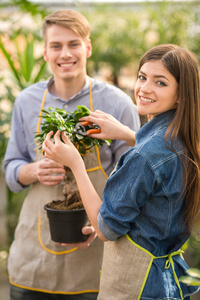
[50,76,87,101]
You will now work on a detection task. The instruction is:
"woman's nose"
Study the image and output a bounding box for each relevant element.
[140,81,152,93]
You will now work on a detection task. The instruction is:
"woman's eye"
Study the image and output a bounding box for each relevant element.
[157,81,167,87]
[138,75,146,81]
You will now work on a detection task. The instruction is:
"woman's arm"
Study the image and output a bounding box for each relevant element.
[80,110,136,146]
[42,130,107,241]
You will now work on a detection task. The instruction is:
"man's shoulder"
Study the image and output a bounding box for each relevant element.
[17,80,48,99]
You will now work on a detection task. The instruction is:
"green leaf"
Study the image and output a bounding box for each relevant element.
[179,275,200,286]
[48,107,55,111]
[187,268,200,279]
[55,108,67,114]
[33,60,47,83]
[0,37,23,88]
[58,125,66,131]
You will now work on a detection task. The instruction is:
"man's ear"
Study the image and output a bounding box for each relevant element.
[43,45,48,62]
[86,39,92,58]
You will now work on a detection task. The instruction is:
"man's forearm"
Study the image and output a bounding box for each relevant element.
[18,162,38,186]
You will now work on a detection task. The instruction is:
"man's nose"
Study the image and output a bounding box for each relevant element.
[61,46,72,58]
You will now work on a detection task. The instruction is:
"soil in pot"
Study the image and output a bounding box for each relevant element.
[44,191,89,243]
[47,191,84,211]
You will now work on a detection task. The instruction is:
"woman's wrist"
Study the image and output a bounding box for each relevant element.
[122,126,136,146]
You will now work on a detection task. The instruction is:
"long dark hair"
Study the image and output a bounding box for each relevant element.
[138,44,200,232]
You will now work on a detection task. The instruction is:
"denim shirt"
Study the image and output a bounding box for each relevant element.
[98,110,199,298]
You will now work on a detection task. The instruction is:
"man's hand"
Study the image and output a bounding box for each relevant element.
[36,158,66,185]
[56,226,97,249]
[18,158,66,187]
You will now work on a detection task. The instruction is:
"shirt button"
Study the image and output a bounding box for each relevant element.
[64,104,68,108]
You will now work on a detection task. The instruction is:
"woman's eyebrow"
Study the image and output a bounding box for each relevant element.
[139,70,169,82]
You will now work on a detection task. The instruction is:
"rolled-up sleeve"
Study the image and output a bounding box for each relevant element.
[4,99,32,192]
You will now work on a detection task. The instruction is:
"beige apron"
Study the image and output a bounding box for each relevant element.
[8,78,108,294]
[98,234,184,300]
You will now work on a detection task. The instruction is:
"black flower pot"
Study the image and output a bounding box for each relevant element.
[44,204,89,243]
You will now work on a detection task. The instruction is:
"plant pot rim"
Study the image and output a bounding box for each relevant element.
[44,203,85,213]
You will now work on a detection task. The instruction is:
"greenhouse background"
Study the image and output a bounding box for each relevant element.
[1,0,200,298]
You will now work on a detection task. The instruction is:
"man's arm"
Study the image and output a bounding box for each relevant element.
[4,96,65,192]
[18,159,66,187]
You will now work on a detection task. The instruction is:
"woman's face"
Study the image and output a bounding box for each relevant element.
[134,60,178,118]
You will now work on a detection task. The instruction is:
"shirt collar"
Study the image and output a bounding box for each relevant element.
[47,76,90,102]
[136,110,176,143]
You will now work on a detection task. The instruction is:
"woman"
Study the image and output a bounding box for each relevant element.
[42,44,200,299]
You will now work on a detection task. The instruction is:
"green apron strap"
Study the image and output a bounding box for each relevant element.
[125,234,184,300]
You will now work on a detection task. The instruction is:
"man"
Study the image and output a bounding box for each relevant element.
[4,9,140,300]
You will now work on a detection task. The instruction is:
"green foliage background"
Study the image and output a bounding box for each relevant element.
[1,0,200,281]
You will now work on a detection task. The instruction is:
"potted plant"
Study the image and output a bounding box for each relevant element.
[34,105,109,243]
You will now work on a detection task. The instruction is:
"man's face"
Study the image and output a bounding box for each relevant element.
[44,25,92,82]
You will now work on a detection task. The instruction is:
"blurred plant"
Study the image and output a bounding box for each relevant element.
[0,249,8,277]
[179,235,200,286]
[180,268,200,286]
[0,29,50,243]
[0,30,49,166]
[145,1,190,47]
[86,1,191,86]
[0,31,47,90]
[86,8,148,86]
[0,0,48,18]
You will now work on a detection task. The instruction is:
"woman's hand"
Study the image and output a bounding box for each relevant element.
[42,130,83,171]
[80,110,136,146]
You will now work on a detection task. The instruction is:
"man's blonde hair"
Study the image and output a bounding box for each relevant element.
[43,10,90,41]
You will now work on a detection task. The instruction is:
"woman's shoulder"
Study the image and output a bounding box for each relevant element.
[135,127,183,170]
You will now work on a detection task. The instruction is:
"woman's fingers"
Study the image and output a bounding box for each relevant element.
[42,131,54,155]
[46,130,54,140]
[61,131,69,144]
[53,130,61,142]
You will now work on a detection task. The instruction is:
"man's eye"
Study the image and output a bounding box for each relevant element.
[71,43,79,47]
[51,45,60,49]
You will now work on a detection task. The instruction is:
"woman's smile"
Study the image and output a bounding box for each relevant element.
[135,60,178,118]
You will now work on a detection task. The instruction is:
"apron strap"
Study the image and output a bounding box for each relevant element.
[125,234,184,300]
[88,77,108,179]
[38,212,78,255]
[36,88,48,161]
[89,77,93,112]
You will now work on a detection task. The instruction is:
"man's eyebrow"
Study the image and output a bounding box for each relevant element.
[49,39,81,44]
[139,70,169,82]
